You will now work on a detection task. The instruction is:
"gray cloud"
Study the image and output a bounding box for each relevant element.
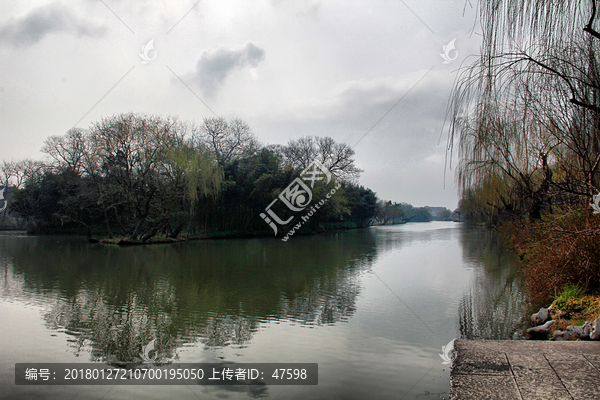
[192,41,266,97]
[0,3,106,46]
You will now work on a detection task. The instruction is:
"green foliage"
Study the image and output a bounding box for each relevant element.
[343,185,378,227]
[6,113,433,241]
[167,144,222,207]
[401,204,432,222]
[551,294,600,327]
[375,201,405,225]
[552,284,584,310]
[555,296,596,316]
[437,208,452,220]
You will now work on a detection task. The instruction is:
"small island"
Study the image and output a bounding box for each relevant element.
[0,113,455,244]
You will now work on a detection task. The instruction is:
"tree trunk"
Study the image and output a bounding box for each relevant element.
[103,208,113,238]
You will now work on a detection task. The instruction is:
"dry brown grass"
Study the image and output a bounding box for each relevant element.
[501,205,600,306]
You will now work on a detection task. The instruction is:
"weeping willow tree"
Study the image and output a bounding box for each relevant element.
[81,113,224,241]
[449,0,600,220]
[166,143,223,238]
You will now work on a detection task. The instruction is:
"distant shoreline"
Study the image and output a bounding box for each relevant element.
[1,221,450,245]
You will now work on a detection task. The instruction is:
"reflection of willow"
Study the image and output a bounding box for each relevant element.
[457,226,529,339]
[43,285,178,364]
[279,268,360,325]
[0,229,379,362]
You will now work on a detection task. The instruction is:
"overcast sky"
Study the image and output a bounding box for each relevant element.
[0,0,480,209]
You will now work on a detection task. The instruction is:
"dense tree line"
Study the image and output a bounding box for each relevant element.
[3,113,386,241]
[370,202,446,224]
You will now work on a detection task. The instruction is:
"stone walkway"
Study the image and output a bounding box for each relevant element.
[451,340,600,399]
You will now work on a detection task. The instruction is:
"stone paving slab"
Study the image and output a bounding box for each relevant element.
[451,340,600,400]
[451,375,520,400]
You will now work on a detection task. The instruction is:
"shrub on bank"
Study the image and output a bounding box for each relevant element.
[547,285,600,338]
[502,206,600,306]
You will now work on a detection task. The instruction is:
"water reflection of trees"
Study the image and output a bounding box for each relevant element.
[457,226,529,339]
[42,288,179,364]
[0,230,378,362]
[371,223,457,252]
[280,268,361,325]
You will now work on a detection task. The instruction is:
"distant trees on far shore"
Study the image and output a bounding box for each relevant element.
[1,113,380,240]
[2,113,452,241]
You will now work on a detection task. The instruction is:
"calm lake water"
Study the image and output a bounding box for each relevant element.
[0,222,528,399]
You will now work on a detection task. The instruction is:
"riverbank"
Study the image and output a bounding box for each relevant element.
[16,220,429,246]
[524,286,600,340]
[14,223,367,245]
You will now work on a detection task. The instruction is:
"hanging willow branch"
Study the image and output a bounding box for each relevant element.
[448,0,600,218]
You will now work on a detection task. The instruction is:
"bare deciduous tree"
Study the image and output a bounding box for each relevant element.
[282,136,363,182]
[201,117,260,165]
[42,128,88,174]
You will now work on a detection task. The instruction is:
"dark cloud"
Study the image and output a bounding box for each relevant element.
[191,41,266,97]
[0,3,105,46]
